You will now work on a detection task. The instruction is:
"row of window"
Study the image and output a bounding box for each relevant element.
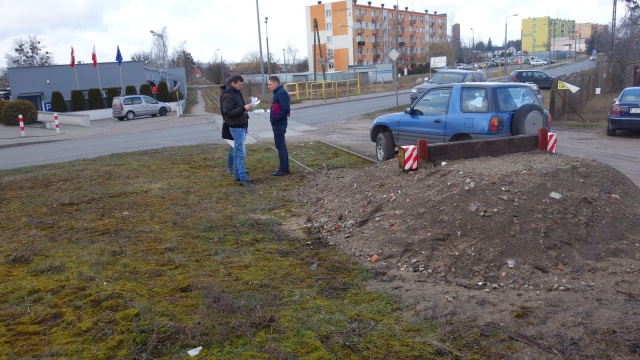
[325,8,445,24]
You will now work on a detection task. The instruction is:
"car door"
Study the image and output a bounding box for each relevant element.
[533,71,553,89]
[397,88,451,144]
[142,96,159,115]
[130,96,144,115]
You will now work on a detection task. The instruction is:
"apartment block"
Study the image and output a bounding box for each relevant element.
[305,0,447,73]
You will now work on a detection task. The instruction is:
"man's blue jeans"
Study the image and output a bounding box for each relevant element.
[229,127,248,181]
[227,146,235,172]
[272,123,288,172]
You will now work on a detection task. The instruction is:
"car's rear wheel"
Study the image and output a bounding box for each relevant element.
[606,123,616,136]
[126,111,135,120]
[117,117,125,121]
[511,104,546,135]
[151,114,158,117]
[159,108,168,116]
[376,132,396,161]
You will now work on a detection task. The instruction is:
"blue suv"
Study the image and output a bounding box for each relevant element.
[371,82,551,161]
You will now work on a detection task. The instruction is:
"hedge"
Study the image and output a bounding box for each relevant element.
[125,85,137,95]
[140,84,153,97]
[70,90,87,111]
[171,90,184,102]
[87,88,104,110]
[106,88,120,108]
[156,80,171,102]
[0,100,38,126]
[51,91,68,112]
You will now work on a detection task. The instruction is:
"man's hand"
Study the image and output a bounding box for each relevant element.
[244,103,253,111]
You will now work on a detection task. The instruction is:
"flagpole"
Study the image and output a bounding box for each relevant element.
[96,64,103,93]
[116,45,124,95]
[74,68,79,90]
[119,67,123,95]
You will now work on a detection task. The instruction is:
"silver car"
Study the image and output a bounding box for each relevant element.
[112,95,171,121]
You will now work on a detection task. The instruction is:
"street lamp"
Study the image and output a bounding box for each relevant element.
[150,30,168,82]
[471,27,475,64]
[217,48,224,84]
[504,13,518,57]
[265,16,271,76]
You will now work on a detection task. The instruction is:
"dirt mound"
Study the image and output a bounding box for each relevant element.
[293,151,640,358]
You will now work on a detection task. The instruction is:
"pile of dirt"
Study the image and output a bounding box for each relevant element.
[292,151,640,358]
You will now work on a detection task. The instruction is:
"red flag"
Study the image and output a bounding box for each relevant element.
[92,46,97,67]
[70,47,75,68]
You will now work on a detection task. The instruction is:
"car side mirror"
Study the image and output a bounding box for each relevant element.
[404,107,413,114]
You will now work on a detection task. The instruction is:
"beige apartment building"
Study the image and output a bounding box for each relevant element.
[305,0,447,73]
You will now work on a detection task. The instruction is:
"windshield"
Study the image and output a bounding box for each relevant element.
[428,72,466,84]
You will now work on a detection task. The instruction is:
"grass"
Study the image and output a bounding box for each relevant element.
[0,142,474,359]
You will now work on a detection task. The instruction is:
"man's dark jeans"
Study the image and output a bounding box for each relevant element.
[272,123,288,172]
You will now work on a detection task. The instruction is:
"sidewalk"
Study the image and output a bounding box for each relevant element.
[0,87,411,149]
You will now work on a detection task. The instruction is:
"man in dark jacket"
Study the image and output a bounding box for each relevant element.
[267,76,291,176]
[221,75,254,187]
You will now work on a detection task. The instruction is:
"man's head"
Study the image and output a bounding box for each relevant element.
[267,76,281,92]
[229,75,244,91]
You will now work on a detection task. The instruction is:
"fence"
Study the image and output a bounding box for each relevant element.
[283,77,363,103]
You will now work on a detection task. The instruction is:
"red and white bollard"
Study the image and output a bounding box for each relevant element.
[547,132,557,154]
[19,115,25,137]
[398,145,419,170]
[54,113,60,134]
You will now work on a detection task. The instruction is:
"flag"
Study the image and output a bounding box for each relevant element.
[70,47,75,68]
[92,46,97,67]
[116,45,123,66]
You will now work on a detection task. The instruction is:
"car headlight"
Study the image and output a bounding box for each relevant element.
[411,88,418,93]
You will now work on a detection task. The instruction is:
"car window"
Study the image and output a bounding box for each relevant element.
[131,97,142,105]
[473,73,487,82]
[461,88,488,112]
[143,96,158,104]
[495,88,519,112]
[534,72,548,79]
[511,87,538,107]
[414,89,451,115]
[620,91,640,101]
[428,72,466,84]
[123,98,132,105]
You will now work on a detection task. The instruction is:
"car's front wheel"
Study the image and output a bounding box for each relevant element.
[159,108,168,116]
[511,104,546,135]
[376,132,396,161]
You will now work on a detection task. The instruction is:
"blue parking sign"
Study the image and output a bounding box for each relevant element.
[43,102,52,112]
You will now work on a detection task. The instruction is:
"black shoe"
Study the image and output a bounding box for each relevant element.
[240,180,255,187]
[271,170,289,176]
[235,178,254,182]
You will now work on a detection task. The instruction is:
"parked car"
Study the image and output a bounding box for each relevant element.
[607,86,640,136]
[530,59,546,66]
[372,83,551,161]
[590,55,597,61]
[410,69,488,103]
[509,70,555,89]
[540,58,555,64]
[526,82,545,104]
[112,95,172,121]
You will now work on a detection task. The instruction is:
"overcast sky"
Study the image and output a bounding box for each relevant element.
[0,0,627,68]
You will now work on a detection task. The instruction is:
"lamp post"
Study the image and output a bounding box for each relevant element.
[217,48,224,84]
[504,13,518,58]
[255,0,266,97]
[150,30,168,82]
[265,16,271,76]
[283,48,286,77]
[471,27,475,64]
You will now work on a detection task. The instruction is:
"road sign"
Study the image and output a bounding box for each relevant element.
[389,49,399,61]
[558,81,580,94]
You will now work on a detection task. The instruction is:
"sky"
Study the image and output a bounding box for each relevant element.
[0,0,628,68]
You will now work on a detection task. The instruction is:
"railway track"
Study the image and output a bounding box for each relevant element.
[199,86,377,170]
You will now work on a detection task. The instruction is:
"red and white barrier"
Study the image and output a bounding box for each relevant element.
[547,132,557,154]
[399,145,418,170]
[19,115,25,137]
[54,113,60,134]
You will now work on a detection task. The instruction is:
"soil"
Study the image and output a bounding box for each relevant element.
[290,151,640,359]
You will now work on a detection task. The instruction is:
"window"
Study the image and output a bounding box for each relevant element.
[326,23,332,30]
[414,89,451,116]
[326,10,331,17]
[327,36,332,44]
[461,88,488,112]
[327,49,334,56]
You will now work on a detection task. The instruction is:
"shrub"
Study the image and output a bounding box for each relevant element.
[70,90,87,111]
[140,84,153,97]
[87,88,105,110]
[157,80,171,102]
[170,90,184,102]
[0,100,38,126]
[50,91,68,112]
[106,88,120,108]
[0,101,6,115]
[125,85,137,95]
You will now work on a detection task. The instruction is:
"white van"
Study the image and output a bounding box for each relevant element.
[112,95,171,121]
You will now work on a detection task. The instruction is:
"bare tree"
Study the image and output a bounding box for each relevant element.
[169,41,196,75]
[5,35,53,67]
[131,51,152,64]
[611,13,640,87]
[285,44,299,71]
[0,67,8,87]
[150,27,168,69]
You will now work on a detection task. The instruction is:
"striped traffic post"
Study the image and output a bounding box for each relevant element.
[19,115,25,137]
[54,113,60,134]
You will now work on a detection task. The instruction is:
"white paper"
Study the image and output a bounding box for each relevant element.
[187,346,203,356]
[251,97,260,106]
[225,139,234,148]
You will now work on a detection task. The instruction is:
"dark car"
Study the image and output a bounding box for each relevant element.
[372,83,551,161]
[607,86,640,136]
[410,69,488,103]
[509,70,555,90]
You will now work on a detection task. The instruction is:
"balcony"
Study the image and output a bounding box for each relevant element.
[398,41,406,47]
[371,16,378,22]
[373,54,381,60]
[357,41,366,47]
[356,14,363,21]
[372,41,380,47]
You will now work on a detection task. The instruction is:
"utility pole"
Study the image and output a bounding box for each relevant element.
[265,17,271,76]
[255,0,266,97]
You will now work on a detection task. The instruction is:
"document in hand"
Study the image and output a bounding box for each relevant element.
[251,97,261,106]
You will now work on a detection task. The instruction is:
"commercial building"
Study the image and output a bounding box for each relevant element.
[305,0,447,73]
[522,16,577,55]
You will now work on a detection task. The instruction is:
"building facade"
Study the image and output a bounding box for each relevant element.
[305,0,447,73]
[522,17,578,55]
